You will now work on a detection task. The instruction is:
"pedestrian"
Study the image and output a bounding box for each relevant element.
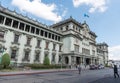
[113,65,119,78]
[78,65,81,74]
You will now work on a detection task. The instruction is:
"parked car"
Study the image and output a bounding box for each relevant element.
[89,65,98,70]
[98,64,104,69]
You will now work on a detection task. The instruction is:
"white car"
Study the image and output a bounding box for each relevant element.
[98,65,104,69]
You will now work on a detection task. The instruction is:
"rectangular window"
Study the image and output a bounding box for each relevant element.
[61,27,63,30]
[36,40,40,48]
[25,25,30,32]
[49,33,51,38]
[36,28,39,35]
[58,36,60,41]
[26,37,31,45]
[11,50,17,59]
[14,34,19,43]
[19,22,24,30]
[40,30,44,36]
[35,53,40,62]
[31,26,35,33]
[59,45,62,51]
[53,44,56,50]
[12,20,19,28]
[74,45,79,52]
[52,55,55,62]
[5,17,12,26]
[82,48,90,55]
[45,31,48,37]
[58,55,61,62]
[24,51,29,61]
[55,35,57,40]
[46,41,49,49]
[0,30,4,39]
[0,15,5,24]
[52,34,54,39]
[92,50,95,55]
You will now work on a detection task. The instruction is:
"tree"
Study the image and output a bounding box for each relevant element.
[43,55,50,65]
[1,53,11,68]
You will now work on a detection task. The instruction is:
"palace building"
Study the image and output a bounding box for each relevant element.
[0,5,108,66]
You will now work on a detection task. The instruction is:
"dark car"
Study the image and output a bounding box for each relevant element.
[89,65,98,70]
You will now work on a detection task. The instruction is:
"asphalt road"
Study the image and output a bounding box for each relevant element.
[0,68,120,83]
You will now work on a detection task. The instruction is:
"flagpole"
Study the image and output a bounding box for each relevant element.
[83,13,89,24]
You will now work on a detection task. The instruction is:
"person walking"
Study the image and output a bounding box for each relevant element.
[113,65,119,78]
[78,64,81,74]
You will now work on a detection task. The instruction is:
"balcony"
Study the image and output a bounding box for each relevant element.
[52,50,57,55]
[25,44,32,47]
[11,58,17,61]
[24,44,31,51]
[34,59,40,63]
[44,48,49,54]
[11,42,20,50]
[35,47,41,54]
[52,48,56,52]
[22,58,30,62]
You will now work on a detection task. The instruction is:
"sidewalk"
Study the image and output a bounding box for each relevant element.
[0,68,77,76]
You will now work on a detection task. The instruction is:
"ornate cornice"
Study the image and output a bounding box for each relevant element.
[24,47,31,52]
[10,45,19,50]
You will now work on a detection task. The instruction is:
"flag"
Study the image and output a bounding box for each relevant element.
[84,13,89,18]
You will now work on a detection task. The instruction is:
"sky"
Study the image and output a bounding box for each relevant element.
[0,0,120,60]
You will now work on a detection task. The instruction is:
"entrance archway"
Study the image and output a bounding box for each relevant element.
[95,59,97,65]
[86,58,91,65]
[76,57,80,64]
[65,56,69,64]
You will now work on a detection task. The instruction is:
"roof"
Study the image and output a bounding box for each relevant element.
[50,16,83,28]
[89,31,97,37]
[97,42,109,47]
[0,5,63,35]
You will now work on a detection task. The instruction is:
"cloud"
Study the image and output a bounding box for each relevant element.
[109,45,120,60]
[72,0,108,13]
[11,0,63,22]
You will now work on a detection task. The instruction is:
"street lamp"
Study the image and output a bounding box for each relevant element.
[61,55,63,70]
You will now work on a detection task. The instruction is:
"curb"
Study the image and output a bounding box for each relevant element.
[0,69,77,77]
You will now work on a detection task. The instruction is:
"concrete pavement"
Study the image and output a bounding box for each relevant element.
[0,68,120,83]
[91,77,120,83]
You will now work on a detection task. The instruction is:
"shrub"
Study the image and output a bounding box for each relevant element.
[26,64,67,69]
[0,65,3,70]
[1,53,11,69]
[43,55,50,65]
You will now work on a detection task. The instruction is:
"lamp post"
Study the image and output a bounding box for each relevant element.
[0,47,5,63]
[61,55,63,70]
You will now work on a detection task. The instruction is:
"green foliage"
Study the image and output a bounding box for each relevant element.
[26,64,67,69]
[43,55,50,65]
[1,53,11,69]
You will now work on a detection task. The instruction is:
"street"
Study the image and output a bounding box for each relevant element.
[0,68,120,83]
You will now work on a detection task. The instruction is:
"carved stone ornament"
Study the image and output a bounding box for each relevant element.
[11,46,19,50]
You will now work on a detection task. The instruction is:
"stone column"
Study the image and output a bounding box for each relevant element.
[91,58,93,64]
[24,24,26,31]
[68,55,72,65]
[18,22,20,29]
[3,17,6,25]
[11,19,13,27]
[80,57,83,65]
[29,26,31,33]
